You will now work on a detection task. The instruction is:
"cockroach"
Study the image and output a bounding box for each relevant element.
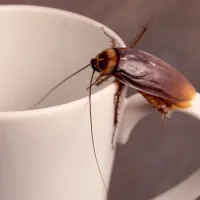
[32,16,196,193]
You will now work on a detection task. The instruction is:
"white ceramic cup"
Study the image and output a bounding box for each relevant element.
[0,5,200,200]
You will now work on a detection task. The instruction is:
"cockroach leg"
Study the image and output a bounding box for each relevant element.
[95,75,112,86]
[161,105,167,128]
[131,14,154,48]
[101,27,116,48]
[86,74,105,90]
[159,106,171,128]
[161,112,165,122]
[86,75,112,90]
[161,104,168,118]
[138,91,172,122]
[111,80,124,149]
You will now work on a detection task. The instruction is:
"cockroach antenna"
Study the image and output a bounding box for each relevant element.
[89,70,108,192]
[30,63,90,109]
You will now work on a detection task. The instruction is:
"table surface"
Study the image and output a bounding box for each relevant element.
[2,1,200,199]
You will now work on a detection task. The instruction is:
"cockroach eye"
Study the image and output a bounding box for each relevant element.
[91,58,99,72]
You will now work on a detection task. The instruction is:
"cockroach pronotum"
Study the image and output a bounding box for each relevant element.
[32,16,196,193]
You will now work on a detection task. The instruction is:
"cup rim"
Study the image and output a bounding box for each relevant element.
[0,5,126,117]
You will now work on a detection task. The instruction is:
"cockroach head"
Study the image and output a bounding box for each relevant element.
[90,48,119,75]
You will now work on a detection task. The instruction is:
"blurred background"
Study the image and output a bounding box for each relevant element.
[2,0,200,199]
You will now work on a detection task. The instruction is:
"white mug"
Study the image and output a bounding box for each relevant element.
[0,5,200,200]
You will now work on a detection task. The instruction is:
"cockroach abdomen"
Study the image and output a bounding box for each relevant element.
[138,90,173,116]
[114,48,196,109]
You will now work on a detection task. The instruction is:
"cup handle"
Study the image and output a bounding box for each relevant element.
[117,92,200,200]
[117,93,154,145]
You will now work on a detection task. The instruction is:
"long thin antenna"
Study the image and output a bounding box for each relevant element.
[31,63,90,108]
[89,70,108,193]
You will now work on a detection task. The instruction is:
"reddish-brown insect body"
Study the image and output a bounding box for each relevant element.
[90,47,196,117]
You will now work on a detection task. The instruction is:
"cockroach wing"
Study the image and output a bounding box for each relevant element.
[114,48,196,108]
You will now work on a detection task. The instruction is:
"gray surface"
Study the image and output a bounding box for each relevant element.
[2,0,200,199]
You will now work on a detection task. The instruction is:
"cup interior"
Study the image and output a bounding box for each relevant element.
[0,6,125,111]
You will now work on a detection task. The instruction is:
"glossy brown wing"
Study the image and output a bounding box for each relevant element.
[114,48,196,108]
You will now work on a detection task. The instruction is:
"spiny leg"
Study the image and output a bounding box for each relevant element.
[91,75,124,149]
[131,14,154,48]
[161,105,167,130]
[87,74,112,90]
[161,104,168,122]
[87,74,105,90]
[138,90,172,130]
[160,104,173,130]
[111,80,124,149]
[101,27,116,48]
[95,75,112,86]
